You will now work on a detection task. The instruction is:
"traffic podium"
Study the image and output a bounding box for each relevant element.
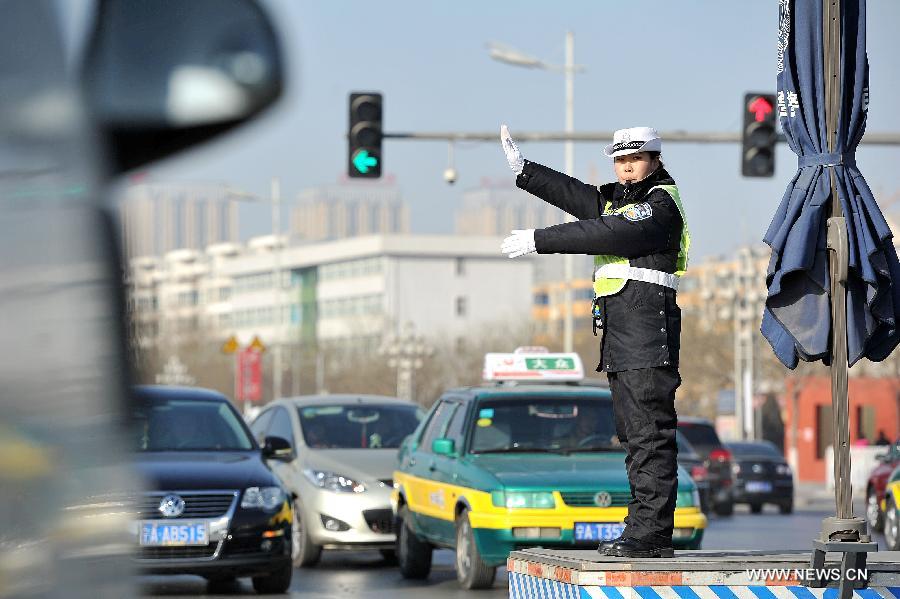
[507,548,900,599]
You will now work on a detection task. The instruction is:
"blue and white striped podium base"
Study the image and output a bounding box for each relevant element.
[508,574,900,599]
[507,549,900,599]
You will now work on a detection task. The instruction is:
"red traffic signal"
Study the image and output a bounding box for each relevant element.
[741,93,777,177]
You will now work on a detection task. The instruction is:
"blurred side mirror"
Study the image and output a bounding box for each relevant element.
[262,435,294,461]
[83,0,284,173]
[432,438,456,457]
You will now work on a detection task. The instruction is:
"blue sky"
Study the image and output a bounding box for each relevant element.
[148,0,900,261]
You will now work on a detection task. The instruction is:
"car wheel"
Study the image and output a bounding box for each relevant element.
[867,488,885,532]
[292,501,322,568]
[779,499,794,515]
[750,502,763,514]
[455,509,497,590]
[396,505,432,579]
[885,495,900,551]
[251,562,293,594]
[714,500,734,516]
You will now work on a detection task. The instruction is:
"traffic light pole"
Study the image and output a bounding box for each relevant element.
[381,130,900,144]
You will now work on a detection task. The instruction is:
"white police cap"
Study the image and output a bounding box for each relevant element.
[603,126,662,158]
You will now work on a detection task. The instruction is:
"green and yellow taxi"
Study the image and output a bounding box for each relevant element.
[392,350,707,590]
[883,465,900,550]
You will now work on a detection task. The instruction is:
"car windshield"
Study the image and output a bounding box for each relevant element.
[469,395,618,454]
[728,442,782,458]
[298,404,423,449]
[134,397,253,451]
[676,431,699,457]
[678,422,722,448]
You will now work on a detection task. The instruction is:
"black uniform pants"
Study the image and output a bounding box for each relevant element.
[607,366,680,546]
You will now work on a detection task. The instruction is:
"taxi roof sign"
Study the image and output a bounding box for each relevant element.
[483,351,584,382]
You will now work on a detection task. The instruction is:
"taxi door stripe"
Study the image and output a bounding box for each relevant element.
[883,589,900,599]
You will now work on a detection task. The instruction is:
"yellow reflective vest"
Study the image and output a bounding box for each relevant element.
[593,184,691,297]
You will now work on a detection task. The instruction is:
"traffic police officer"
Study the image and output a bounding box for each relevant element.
[499,125,689,558]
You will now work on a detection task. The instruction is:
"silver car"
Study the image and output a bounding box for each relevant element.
[249,395,424,567]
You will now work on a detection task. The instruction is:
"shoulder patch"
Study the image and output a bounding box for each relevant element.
[622,202,652,222]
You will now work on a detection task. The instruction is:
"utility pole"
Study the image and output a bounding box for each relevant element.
[562,31,575,353]
[271,177,282,401]
[488,33,584,352]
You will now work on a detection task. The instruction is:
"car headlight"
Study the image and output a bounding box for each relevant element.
[676,489,700,507]
[491,491,555,509]
[303,469,366,493]
[241,486,286,511]
[776,464,792,476]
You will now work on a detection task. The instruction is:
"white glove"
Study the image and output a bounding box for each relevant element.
[500,124,525,175]
[501,229,536,258]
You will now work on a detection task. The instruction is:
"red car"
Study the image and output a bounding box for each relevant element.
[866,442,900,532]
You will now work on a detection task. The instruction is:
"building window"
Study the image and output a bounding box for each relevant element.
[456,296,467,317]
[456,257,465,276]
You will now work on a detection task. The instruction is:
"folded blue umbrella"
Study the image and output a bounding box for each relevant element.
[762,0,900,369]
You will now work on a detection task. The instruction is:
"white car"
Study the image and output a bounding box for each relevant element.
[249,395,424,567]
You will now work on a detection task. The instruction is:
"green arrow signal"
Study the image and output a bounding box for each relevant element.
[352,149,378,174]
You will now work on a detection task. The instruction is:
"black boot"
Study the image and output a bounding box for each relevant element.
[597,534,628,555]
[605,537,674,558]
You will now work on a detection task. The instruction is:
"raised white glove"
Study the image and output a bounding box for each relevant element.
[500,229,536,258]
[500,124,525,175]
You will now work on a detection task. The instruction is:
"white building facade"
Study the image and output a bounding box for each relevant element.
[129,234,534,353]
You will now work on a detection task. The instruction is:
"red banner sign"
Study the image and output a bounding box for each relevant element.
[236,348,262,403]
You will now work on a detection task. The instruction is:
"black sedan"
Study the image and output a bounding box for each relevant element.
[132,386,294,594]
[678,418,735,516]
[677,431,711,513]
[726,441,794,514]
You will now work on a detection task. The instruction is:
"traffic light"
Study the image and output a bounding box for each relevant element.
[348,92,382,178]
[741,92,777,177]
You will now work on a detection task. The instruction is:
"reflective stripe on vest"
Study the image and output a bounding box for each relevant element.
[592,184,690,297]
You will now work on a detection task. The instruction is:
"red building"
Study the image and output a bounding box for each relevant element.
[782,377,900,482]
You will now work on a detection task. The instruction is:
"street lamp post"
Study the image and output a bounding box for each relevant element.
[488,32,583,352]
[225,178,287,401]
[379,323,433,402]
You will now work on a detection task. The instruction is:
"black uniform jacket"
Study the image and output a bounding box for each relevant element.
[516,160,684,373]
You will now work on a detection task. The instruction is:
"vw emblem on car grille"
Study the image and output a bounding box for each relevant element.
[752,464,764,474]
[594,492,613,507]
[158,494,185,518]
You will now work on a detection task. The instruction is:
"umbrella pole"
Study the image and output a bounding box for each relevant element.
[808,2,876,597]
